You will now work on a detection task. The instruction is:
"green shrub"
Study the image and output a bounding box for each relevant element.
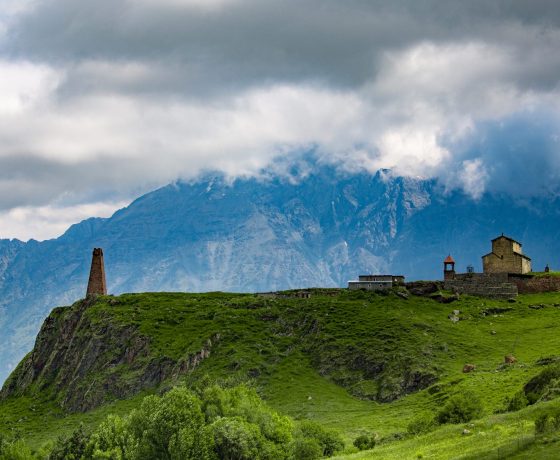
[352,434,376,451]
[298,421,344,457]
[45,384,341,460]
[293,438,322,460]
[0,436,34,460]
[505,391,528,412]
[211,417,263,460]
[407,414,436,435]
[535,411,560,436]
[125,387,212,459]
[437,391,483,424]
[524,365,560,404]
[49,424,90,460]
[535,414,550,435]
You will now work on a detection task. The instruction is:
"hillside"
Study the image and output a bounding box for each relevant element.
[3,289,560,458]
[4,165,560,384]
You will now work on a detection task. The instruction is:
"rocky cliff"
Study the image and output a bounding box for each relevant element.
[1,291,440,413]
[1,295,217,412]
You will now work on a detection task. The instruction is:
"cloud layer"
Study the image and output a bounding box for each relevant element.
[1,0,560,239]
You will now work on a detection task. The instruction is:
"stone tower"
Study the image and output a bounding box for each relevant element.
[444,255,456,280]
[86,248,107,296]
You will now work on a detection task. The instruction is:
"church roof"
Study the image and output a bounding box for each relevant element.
[444,255,455,263]
[492,234,522,245]
[482,251,531,261]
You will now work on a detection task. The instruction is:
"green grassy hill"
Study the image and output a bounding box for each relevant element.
[2,289,560,458]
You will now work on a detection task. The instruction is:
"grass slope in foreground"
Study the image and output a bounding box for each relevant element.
[2,289,560,458]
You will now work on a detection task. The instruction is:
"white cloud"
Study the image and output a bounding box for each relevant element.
[458,158,489,200]
[1,0,560,240]
[0,42,559,210]
[0,201,128,241]
[0,60,59,116]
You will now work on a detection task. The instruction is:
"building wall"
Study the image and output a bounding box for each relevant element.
[521,257,532,274]
[348,281,392,290]
[511,241,522,254]
[483,237,531,274]
[358,275,393,282]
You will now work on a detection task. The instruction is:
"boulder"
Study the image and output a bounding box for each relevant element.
[463,364,476,373]
[448,313,460,323]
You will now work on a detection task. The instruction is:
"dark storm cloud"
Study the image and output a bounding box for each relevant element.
[1,0,560,239]
[5,0,560,98]
[0,154,155,210]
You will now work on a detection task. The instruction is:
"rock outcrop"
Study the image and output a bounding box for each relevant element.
[0,298,217,412]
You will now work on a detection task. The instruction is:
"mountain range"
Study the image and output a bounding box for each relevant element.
[1,164,560,383]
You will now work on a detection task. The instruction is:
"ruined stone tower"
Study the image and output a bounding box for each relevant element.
[86,248,107,296]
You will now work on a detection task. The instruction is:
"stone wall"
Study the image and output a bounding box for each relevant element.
[509,275,560,294]
[444,273,518,299]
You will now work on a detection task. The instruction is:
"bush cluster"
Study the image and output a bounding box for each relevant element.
[0,434,34,460]
[406,414,436,435]
[352,433,376,451]
[1,385,344,460]
[80,385,342,460]
[534,411,560,436]
[505,391,529,412]
[436,391,483,425]
[524,365,560,405]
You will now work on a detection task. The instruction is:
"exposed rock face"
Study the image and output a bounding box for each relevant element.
[0,299,216,412]
[406,282,442,296]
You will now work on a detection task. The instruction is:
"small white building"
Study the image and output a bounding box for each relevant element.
[348,275,405,291]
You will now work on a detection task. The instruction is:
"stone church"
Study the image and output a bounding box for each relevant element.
[482,234,532,275]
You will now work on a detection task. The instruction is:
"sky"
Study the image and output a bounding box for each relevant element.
[1,0,560,240]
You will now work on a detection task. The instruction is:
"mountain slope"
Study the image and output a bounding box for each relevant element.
[3,290,560,458]
[2,165,560,382]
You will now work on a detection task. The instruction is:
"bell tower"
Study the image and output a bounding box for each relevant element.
[444,255,456,281]
[86,248,107,296]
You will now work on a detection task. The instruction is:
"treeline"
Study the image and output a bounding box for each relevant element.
[0,385,344,460]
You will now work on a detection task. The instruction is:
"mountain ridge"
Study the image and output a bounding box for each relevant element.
[2,164,560,383]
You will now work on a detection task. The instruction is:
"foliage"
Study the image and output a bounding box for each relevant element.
[436,391,483,424]
[534,410,560,436]
[49,424,89,460]
[524,365,560,404]
[7,291,560,458]
[84,414,137,459]
[0,434,33,460]
[292,438,323,460]
[297,421,344,457]
[352,433,376,451]
[506,391,529,412]
[406,414,436,435]
[534,414,549,435]
[42,385,341,459]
